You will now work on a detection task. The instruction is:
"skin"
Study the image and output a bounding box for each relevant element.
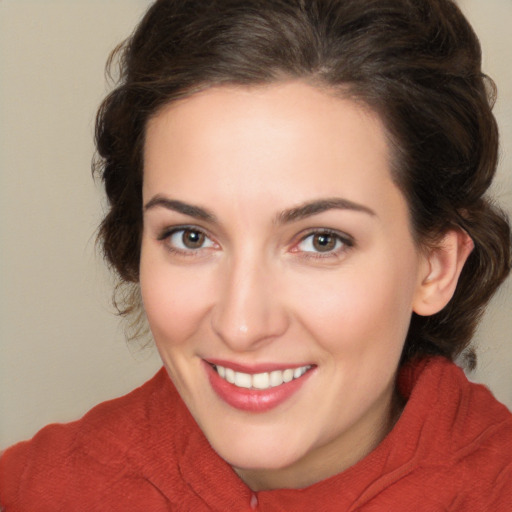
[139,82,471,490]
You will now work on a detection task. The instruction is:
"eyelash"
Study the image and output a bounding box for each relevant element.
[292,229,354,260]
[156,226,354,259]
[157,226,217,257]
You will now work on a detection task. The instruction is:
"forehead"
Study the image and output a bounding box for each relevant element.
[143,82,393,197]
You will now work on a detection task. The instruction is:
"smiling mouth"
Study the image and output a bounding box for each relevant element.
[212,364,313,391]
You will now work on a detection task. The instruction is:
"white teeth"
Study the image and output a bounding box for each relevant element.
[269,370,283,387]
[214,364,311,390]
[282,368,294,383]
[234,372,252,389]
[225,367,235,384]
[252,372,270,390]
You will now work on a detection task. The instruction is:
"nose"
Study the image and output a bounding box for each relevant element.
[210,255,289,352]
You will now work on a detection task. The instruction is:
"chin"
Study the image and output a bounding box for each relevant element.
[206,425,310,471]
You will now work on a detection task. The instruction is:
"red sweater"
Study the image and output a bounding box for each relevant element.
[1,357,511,511]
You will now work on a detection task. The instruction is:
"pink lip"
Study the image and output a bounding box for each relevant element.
[205,358,310,374]
[203,360,314,413]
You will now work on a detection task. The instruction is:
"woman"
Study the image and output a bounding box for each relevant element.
[1,0,511,510]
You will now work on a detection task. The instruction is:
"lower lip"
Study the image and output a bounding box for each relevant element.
[204,362,313,413]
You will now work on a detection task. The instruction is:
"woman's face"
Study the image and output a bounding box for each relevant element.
[140,82,429,489]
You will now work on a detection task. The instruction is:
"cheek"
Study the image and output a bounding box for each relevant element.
[139,253,213,347]
[291,255,417,357]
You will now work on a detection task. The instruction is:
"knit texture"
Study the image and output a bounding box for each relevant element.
[1,357,511,511]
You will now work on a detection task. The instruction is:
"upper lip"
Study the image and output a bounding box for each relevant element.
[205,358,314,374]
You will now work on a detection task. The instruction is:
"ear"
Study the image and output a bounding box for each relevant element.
[413,229,474,316]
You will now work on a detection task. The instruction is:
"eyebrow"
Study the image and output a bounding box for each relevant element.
[277,198,376,224]
[143,195,376,224]
[144,196,217,222]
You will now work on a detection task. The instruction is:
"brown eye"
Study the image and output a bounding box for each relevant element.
[182,229,205,249]
[165,228,215,252]
[312,233,337,252]
[296,231,349,256]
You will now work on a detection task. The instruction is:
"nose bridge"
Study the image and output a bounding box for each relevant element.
[211,248,287,351]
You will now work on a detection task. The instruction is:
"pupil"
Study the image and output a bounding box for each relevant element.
[313,234,335,252]
[183,229,204,249]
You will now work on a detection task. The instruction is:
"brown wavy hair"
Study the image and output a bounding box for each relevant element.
[94,0,511,366]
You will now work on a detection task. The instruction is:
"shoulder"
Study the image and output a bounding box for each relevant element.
[400,357,512,510]
[0,368,179,510]
[352,358,511,511]
[447,363,512,510]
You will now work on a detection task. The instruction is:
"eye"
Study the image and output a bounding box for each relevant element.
[162,227,216,253]
[295,230,352,255]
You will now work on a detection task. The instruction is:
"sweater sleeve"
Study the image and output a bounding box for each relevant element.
[451,417,512,512]
[0,419,172,512]
[0,378,178,512]
[1,422,81,508]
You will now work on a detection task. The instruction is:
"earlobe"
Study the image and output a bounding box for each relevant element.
[413,229,474,316]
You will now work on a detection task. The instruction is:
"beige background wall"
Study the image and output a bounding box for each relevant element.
[1,0,511,449]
